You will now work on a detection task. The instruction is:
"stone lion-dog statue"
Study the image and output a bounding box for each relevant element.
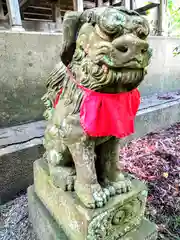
[42,6,152,209]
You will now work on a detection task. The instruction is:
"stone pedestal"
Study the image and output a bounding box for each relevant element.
[28,186,68,240]
[28,159,157,240]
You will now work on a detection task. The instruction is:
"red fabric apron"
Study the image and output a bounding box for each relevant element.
[53,68,140,138]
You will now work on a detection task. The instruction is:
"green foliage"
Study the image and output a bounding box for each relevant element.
[173,46,180,56]
[167,0,180,34]
[168,0,180,56]
[144,1,151,15]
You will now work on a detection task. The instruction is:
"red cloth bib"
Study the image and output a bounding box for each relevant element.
[53,69,140,138]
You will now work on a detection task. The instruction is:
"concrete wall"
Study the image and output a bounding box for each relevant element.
[0,31,180,127]
[0,31,62,128]
[139,36,180,96]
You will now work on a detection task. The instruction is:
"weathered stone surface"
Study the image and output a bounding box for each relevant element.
[28,185,68,240]
[119,219,157,240]
[42,8,152,211]
[29,185,158,240]
[29,184,157,240]
[0,30,62,127]
[33,158,157,240]
[0,139,44,204]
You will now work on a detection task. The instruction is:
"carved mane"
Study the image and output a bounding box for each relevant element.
[42,7,149,120]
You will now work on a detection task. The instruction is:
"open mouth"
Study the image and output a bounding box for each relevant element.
[121,60,143,69]
[80,59,146,92]
[102,55,144,69]
[100,61,145,77]
[98,58,145,82]
[123,58,142,64]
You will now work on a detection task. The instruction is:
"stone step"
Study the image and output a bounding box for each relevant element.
[122,91,180,145]
[0,138,44,204]
[0,120,45,149]
[1,92,180,203]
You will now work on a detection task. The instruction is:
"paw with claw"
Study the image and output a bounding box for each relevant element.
[101,174,132,196]
[110,178,132,195]
[75,182,110,209]
[50,166,76,191]
[64,175,76,191]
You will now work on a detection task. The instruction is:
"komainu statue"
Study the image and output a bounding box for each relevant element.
[42,7,152,209]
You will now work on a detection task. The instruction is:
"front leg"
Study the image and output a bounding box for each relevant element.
[68,140,108,209]
[44,124,76,191]
[97,137,131,195]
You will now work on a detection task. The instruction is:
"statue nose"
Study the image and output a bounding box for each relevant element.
[112,35,149,56]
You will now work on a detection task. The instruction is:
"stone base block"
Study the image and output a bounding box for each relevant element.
[32,159,157,240]
[28,186,157,240]
[28,185,68,240]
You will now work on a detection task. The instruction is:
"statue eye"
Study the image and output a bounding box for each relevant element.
[136,27,148,40]
[138,32,147,40]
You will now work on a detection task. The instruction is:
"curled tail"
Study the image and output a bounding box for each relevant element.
[41,61,66,120]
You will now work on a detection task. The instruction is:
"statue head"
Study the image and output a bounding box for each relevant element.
[60,7,152,92]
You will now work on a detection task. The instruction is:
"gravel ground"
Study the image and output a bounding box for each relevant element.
[0,123,179,240]
[121,122,180,240]
[0,194,36,240]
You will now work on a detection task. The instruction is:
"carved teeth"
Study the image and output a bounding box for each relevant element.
[85,44,90,54]
[102,64,108,74]
[144,67,148,75]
